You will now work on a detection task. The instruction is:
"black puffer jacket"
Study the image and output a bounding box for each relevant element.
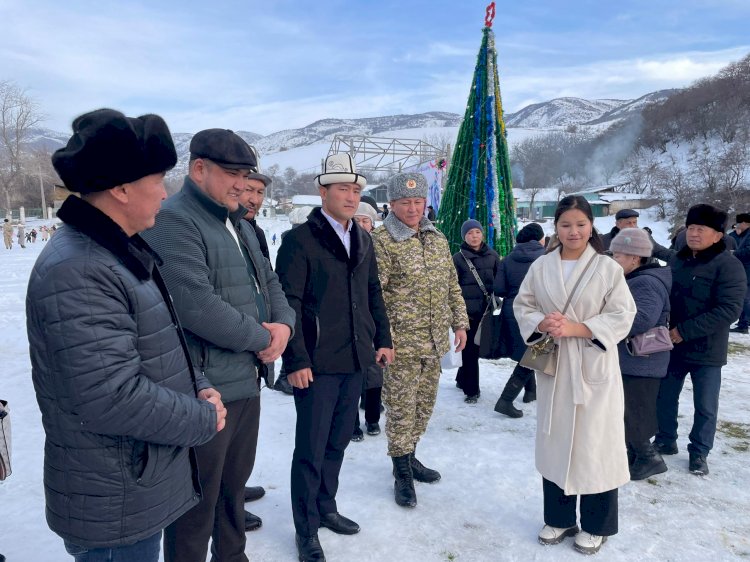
[617,264,672,378]
[494,240,545,361]
[26,196,217,548]
[452,242,501,318]
[276,208,392,374]
[670,240,746,365]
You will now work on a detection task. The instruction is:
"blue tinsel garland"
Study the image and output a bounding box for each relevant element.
[468,42,486,220]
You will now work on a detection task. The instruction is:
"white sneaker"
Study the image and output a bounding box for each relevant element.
[538,524,579,545]
[573,531,607,554]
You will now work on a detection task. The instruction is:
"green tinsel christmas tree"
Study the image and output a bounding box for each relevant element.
[436,6,515,256]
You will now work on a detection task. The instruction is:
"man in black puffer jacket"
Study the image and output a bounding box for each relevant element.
[27,109,225,561]
[655,204,746,476]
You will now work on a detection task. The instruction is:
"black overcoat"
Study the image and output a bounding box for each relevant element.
[276,208,392,375]
[494,241,545,361]
[670,240,746,366]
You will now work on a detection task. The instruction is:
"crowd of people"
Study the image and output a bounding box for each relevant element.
[23,107,746,561]
[3,220,56,249]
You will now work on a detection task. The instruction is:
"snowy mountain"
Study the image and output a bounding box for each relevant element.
[504,97,626,129]
[585,89,680,125]
[254,112,462,154]
[23,95,670,179]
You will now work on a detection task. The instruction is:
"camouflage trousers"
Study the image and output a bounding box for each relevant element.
[383,353,441,457]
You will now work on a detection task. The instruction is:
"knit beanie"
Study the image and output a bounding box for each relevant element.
[686,204,727,233]
[461,219,483,239]
[736,213,750,224]
[610,227,653,257]
[516,223,544,244]
[52,108,177,193]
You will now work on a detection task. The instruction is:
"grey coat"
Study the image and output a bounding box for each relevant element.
[143,177,295,403]
[27,196,217,548]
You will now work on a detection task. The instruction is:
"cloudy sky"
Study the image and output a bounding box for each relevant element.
[2,0,748,135]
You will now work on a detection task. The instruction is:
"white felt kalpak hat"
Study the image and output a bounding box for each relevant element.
[315,153,366,188]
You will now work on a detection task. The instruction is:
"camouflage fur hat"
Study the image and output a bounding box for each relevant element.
[387,172,428,201]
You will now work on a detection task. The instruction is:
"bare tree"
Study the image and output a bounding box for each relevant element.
[0,81,44,212]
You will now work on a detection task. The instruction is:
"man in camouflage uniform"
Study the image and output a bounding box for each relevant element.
[372,172,469,508]
[3,219,13,249]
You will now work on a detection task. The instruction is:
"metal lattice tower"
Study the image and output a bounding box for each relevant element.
[325,135,448,175]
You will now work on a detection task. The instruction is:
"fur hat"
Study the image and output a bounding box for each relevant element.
[610,227,653,257]
[190,128,257,170]
[315,153,366,188]
[461,219,482,239]
[516,223,544,244]
[246,146,272,186]
[686,204,727,233]
[736,213,750,224]
[354,202,378,224]
[615,209,639,220]
[387,172,428,201]
[52,108,177,193]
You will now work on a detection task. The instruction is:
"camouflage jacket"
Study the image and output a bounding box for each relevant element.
[372,213,469,357]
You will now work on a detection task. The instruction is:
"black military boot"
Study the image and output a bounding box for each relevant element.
[522,374,537,403]
[410,446,441,483]
[494,369,526,418]
[392,455,417,508]
[630,441,668,480]
[626,443,636,468]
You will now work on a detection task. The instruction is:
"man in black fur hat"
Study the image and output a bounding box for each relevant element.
[655,204,746,476]
[27,109,227,561]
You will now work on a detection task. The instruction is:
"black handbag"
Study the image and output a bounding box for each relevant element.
[461,253,505,360]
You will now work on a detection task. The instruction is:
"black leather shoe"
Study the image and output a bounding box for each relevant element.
[654,441,678,455]
[366,422,380,435]
[730,326,748,334]
[244,486,266,502]
[245,511,262,531]
[689,452,709,475]
[319,512,360,535]
[296,533,326,561]
[351,427,364,442]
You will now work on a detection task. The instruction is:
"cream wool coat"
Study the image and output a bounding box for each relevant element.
[513,244,636,495]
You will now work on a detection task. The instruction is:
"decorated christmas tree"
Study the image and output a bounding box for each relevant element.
[436,3,515,256]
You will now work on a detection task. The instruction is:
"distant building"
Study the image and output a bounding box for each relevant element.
[291,194,322,208]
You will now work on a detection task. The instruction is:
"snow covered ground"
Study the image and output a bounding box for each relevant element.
[2,215,749,561]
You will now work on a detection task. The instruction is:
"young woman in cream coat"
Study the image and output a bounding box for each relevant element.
[514,195,636,555]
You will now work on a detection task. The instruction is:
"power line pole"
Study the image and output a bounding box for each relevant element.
[38,164,47,219]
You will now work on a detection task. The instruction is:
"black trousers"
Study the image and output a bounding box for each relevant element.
[164,396,260,562]
[356,386,382,428]
[291,372,363,536]
[543,478,618,536]
[622,374,661,446]
[456,316,481,396]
